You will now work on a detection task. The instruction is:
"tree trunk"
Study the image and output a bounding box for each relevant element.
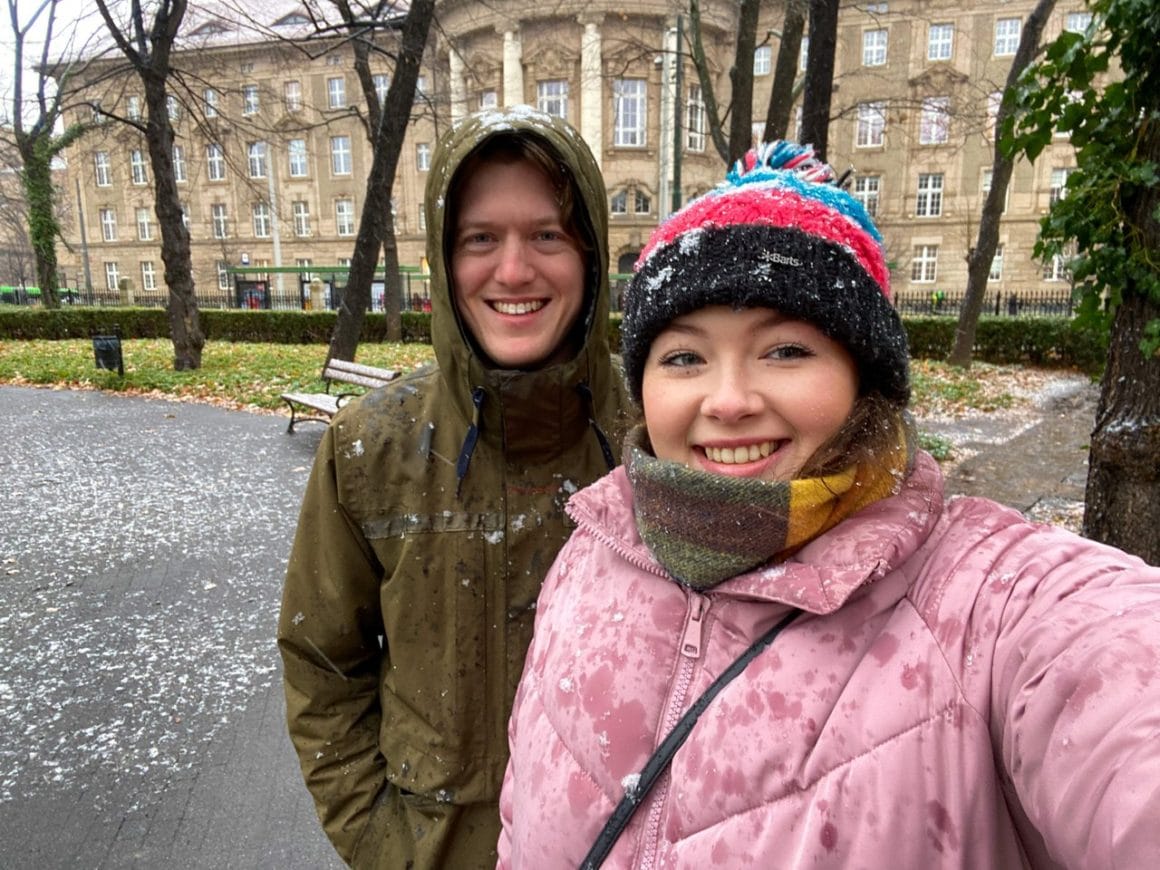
[801,0,839,160]
[143,75,204,370]
[763,0,806,143]
[381,228,402,342]
[726,0,760,165]
[19,145,61,309]
[949,0,1057,367]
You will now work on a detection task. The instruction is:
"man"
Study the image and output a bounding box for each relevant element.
[278,108,631,868]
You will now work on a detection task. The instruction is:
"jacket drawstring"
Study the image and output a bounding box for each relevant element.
[455,387,486,497]
[577,382,616,472]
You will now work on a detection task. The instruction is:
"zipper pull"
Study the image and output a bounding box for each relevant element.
[680,595,705,659]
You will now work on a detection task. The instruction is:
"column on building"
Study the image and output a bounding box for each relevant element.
[502,28,524,106]
[448,44,467,123]
[579,15,604,170]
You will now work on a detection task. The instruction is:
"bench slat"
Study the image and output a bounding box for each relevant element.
[282,358,400,433]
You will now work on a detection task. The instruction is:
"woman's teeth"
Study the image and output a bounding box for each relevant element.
[705,442,775,464]
[493,300,545,315]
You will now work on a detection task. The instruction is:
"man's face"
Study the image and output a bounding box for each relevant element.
[450,159,586,369]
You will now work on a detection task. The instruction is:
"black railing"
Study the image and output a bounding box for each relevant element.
[893,287,1077,317]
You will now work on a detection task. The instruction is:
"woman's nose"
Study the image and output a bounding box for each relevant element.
[701,367,762,421]
[494,239,535,286]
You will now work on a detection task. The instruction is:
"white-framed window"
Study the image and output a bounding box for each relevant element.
[613,78,646,147]
[480,89,497,109]
[862,29,888,66]
[91,101,105,124]
[610,190,627,215]
[180,202,189,230]
[247,142,267,179]
[928,23,954,61]
[982,169,1008,213]
[416,75,428,97]
[284,80,302,112]
[335,199,355,236]
[856,101,886,147]
[754,45,772,75]
[104,261,119,291]
[140,261,157,292]
[207,143,225,181]
[130,149,148,185]
[330,135,352,175]
[911,245,938,282]
[853,175,880,217]
[172,145,186,182]
[1065,12,1092,33]
[211,203,228,239]
[919,96,950,145]
[242,84,259,115]
[204,88,219,117]
[216,260,230,291]
[418,207,426,232]
[915,173,944,217]
[292,201,310,237]
[537,79,569,118]
[136,207,152,240]
[994,18,1021,56]
[1043,252,1069,281]
[296,258,313,281]
[634,190,651,215]
[327,76,346,109]
[373,73,390,105]
[166,94,180,121]
[987,91,1003,140]
[416,142,431,171]
[989,244,1004,281]
[252,202,271,238]
[1049,167,1071,205]
[127,95,141,121]
[99,208,117,241]
[94,152,112,187]
[800,36,809,71]
[686,84,706,152]
[288,139,308,177]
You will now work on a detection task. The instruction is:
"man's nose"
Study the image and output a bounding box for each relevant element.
[494,239,535,286]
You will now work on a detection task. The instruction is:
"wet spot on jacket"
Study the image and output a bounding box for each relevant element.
[927,800,961,853]
[567,770,591,816]
[820,821,838,852]
[1065,671,1104,713]
[710,837,732,863]
[901,661,932,691]
[869,632,900,665]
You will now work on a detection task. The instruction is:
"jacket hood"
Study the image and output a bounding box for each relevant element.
[423,107,614,437]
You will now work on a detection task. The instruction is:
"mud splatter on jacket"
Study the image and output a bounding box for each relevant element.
[278,109,632,868]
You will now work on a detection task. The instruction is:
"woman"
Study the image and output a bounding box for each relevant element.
[498,142,1160,868]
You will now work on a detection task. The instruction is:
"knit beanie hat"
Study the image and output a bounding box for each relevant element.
[620,141,909,407]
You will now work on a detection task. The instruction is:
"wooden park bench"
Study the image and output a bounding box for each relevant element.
[281,358,400,433]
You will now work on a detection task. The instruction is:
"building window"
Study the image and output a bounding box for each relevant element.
[335,199,355,236]
[172,145,186,182]
[327,76,346,109]
[207,143,225,181]
[180,202,189,230]
[1065,12,1092,33]
[136,207,152,240]
[288,139,308,177]
[537,79,569,118]
[211,203,228,239]
[754,45,772,75]
[373,73,390,105]
[91,101,105,124]
[986,91,1003,140]
[856,101,886,147]
[480,89,497,109]
[911,245,939,282]
[141,261,157,292]
[610,190,627,215]
[928,23,954,61]
[104,261,119,291]
[1049,167,1071,205]
[166,94,180,121]
[204,88,219,117]
[989,244,1004,281]
[853,175,880,217]
[127,95,141,121]
[634,190,651,215]
[130,149,148,185]
[862,29,888,66]
[94,152,112,187]
[613,78,646,147]
[416,142,430,171]
[296,258,313,281]
[686,85,706,152]
[418,207,426,232]
[330,135,352,175]
[800,36,809,71]
[243,84,259,115]
[252,202,271,238]
[1043,252,1069,281]
[216,260,230,291]
[416,75,428,98]
[284,80,302,112]
[994,18,1021,56]
[919,96,950,145]
[248,142,267,179]
[292,201,310,237]
[99,208,117,241]
[915,173,944,217]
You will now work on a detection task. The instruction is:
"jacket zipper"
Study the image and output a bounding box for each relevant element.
[636,591,706,868]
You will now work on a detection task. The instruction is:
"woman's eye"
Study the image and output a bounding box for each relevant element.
[767,344,812,361]
[658,350,703,368]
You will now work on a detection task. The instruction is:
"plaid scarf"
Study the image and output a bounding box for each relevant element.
[625,427,914,590]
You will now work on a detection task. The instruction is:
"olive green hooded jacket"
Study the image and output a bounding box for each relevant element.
[278,109,632,868]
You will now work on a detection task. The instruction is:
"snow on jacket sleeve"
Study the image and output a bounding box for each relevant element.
[278,421,388,864]
[919,497,1160,868]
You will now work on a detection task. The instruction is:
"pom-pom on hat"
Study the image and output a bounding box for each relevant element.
[620,141,910,407]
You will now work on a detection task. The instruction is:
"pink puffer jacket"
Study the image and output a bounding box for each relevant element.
[498,453,1160,868]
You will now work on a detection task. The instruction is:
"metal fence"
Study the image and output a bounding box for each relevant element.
[893,287,1077,317]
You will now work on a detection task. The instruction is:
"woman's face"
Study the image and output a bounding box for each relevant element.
[641,306,859,482]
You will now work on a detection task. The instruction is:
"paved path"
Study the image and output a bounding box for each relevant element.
[0,387,343,869]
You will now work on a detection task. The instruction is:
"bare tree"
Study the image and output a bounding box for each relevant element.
[801,0,839,159]
[762,0,806,143]
[92,0,202,370]
[948,0,1057,367]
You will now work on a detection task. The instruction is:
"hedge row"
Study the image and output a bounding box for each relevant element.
[0,307,1107,374]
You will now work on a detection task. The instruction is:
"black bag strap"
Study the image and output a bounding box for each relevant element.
[579,607,803,869]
